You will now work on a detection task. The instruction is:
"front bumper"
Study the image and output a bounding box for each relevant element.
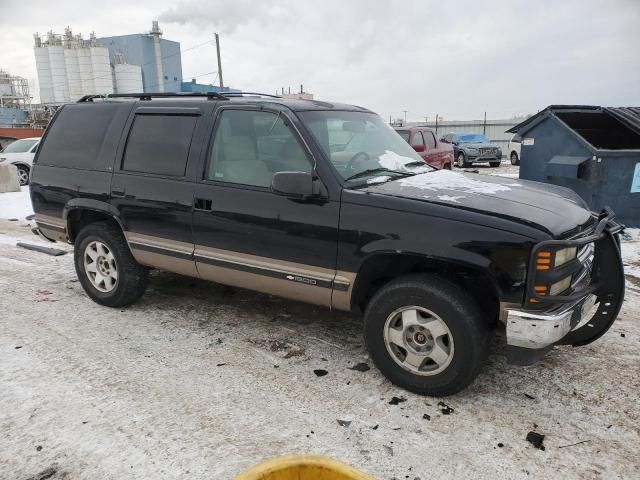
[506,294,598,349]
[504,209,625,364]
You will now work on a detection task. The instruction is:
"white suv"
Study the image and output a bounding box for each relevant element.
[507,134,522,165]
[0,137,41,186]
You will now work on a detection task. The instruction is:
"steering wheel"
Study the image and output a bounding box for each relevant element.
[346,151,370,171]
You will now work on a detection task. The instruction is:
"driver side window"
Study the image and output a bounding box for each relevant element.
[208,109,311,187]
[411,131,425,147]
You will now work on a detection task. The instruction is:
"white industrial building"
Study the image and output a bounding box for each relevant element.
[34,27,143,104]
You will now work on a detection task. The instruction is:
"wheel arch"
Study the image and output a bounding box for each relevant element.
[64,199,125,243]
[350,252,502,324]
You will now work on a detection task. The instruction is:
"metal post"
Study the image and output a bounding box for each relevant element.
[483,111,487,135]
[403,110,408,124]
[435,114,438,133]
[215,33,224,89]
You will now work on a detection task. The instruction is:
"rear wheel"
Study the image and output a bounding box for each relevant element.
[74,221,148,307]
[16,165,30,186]
[363,274,491,396]
[510,152,519,165]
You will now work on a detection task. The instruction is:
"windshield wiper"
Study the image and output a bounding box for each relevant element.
[345,168,416,182]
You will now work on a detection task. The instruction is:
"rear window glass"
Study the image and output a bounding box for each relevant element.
[122,115,197,176]
[37,104,120,169]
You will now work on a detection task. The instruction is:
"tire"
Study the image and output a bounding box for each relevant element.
[16,165,30,186]
[510,151,519,165]
[489,161,501,168]
[443,162,452,170]
[363,273,491,396]
[74,221,148,307]
[456,152,467,168]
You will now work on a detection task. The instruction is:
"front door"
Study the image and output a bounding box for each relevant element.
[192,106,342,307]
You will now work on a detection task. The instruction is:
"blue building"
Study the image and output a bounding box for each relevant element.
[180,79,241,94]
[97,22,182,93]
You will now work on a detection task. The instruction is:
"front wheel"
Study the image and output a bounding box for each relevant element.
[364,274,491,396]
[74,221,149,307]
[456,152,467,168]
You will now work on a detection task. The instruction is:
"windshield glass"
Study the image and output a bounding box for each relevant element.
[298,111,433,181]
[1,139,38,153]
[458,134,490,144]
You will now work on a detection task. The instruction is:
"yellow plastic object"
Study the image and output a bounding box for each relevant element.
[233,455,376,480]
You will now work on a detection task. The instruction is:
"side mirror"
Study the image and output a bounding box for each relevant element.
[271,171,314,198]
[412,144,426,153]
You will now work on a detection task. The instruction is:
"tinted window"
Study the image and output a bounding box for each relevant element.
[425,131,437,149]
[208,109,311,187]
[37,103,121,169]
[122,115,197,176]
[411,131,424,146]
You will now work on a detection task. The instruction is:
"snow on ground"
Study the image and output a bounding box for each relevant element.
[0,187,34,221]
[0,171,639,480]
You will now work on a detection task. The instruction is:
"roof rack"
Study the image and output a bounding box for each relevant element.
[77,92,228,102]
[77,92,282,103]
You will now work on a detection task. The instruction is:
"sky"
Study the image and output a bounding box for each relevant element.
[0,0,638,121]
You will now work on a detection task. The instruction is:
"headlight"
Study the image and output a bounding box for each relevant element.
[467,148,478,153]
[549,275,572,295]
[554,247,577,267]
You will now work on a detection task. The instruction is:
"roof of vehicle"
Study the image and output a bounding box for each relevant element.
[77,92,374,113]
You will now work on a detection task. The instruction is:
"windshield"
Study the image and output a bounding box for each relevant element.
[458,134,490,144]
[298,111,433,182]
[1,139,38,153]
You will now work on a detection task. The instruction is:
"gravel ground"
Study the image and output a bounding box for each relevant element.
[1,166,639,480]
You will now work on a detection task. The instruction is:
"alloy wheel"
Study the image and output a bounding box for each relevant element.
[383,306,454,376]
[83,241,118,292]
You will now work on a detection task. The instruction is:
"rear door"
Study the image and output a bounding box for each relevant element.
[191,105,342,307]
[110,105,207,277]
[410,131,428,163]
[423,130,442,167]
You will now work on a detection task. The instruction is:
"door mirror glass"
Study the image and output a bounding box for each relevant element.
[271,171,314,197]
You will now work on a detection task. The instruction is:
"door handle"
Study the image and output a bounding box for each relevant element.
[112,188,126,198]
[194,197,213,211]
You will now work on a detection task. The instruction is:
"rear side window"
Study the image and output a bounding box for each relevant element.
[37,103,120,169]
[122,115,197,176]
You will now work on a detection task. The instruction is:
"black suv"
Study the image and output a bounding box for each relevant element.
[30,92,625,396]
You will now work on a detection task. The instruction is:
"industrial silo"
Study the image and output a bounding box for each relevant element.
[77,47,95,96]
[47,32,70,103]
[90,45,114,95]
[33,34,54,103]
[63,29,83,101]
[114,62,143,94]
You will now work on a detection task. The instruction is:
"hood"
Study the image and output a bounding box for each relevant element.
[459,142,498,150]
[360,170,593,238]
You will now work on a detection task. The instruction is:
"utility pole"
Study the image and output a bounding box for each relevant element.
[402,110,408,124]
[483,111,487,135]
[215,33,224,89]
[435,113,439,133]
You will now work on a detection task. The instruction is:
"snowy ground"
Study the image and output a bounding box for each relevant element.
[1,171,639,480]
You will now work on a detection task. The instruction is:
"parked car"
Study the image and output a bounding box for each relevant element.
[507,133,522,165]
[441,132,502,168]
[0,137,41,186]
[394,126,453,169]
[30,93,625,396]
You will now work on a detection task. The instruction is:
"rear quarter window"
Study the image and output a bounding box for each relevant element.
[36,103,122,170]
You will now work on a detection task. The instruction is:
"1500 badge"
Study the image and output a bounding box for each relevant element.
[286,274,317,285]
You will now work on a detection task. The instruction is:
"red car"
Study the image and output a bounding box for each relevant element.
[395,126,453,169]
